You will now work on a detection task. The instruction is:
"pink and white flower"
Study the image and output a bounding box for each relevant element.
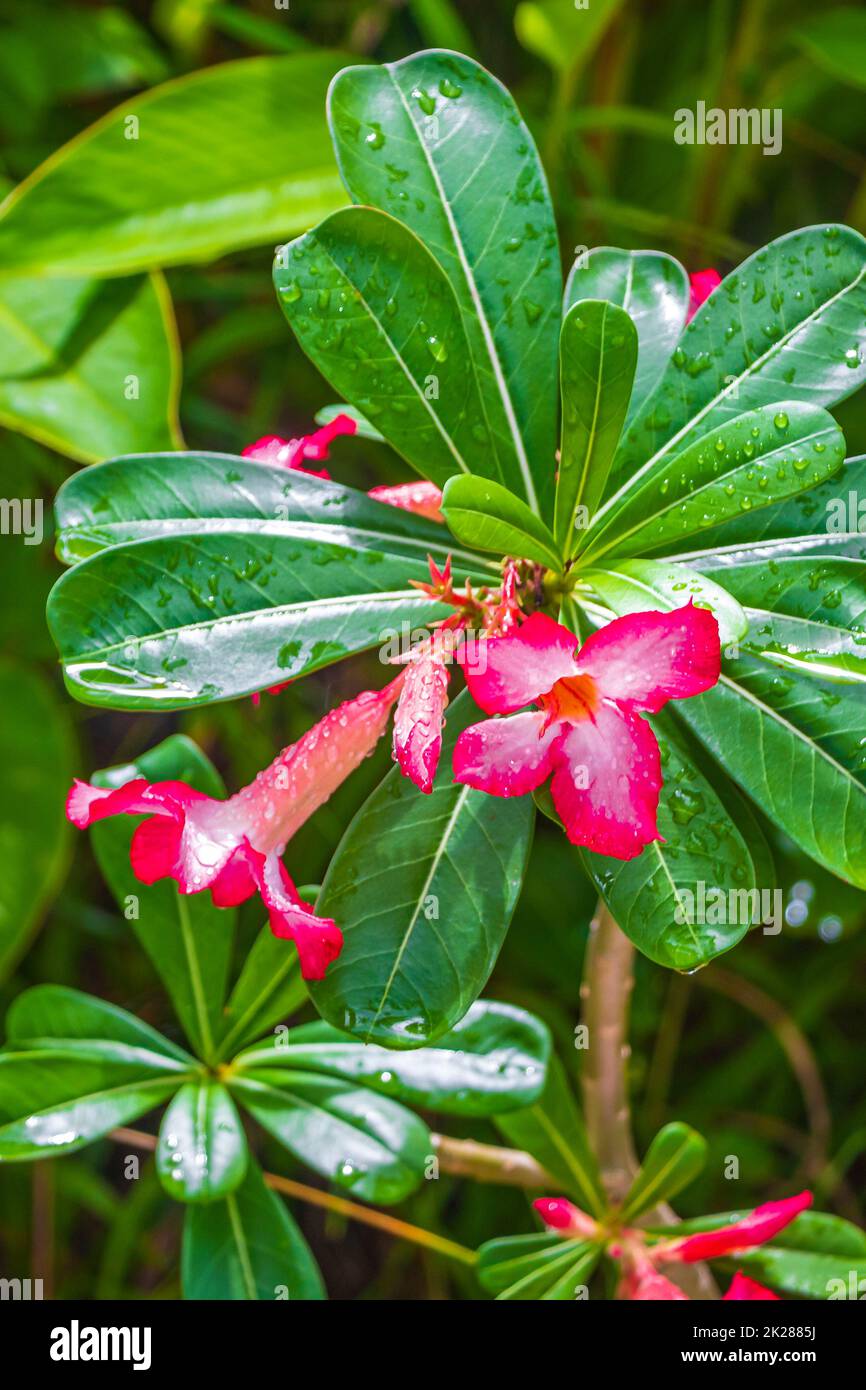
[454,604,720,859]
[66,679,404,980]
[242,413,357,478]
[368,481,444,521]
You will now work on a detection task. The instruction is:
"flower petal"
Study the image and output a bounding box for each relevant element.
[687,268,722,321]
[368,480,444,521]
[625,1266,689,1301]
[458,612,579,715]
[549,702,662,858]
[392,645,450,793]
[253,852,342,981]
[723,1273,780,1301]
[533,1198,598,1239]
[454,711,561,796]
[241,413,356,478]
[576,602,720,714]
[666,1191,813,1263]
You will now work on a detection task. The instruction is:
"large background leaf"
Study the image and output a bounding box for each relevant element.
[329,49,562,515]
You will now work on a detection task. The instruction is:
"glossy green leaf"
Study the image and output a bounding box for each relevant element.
[47,529,461,710]
[716,556,866,683]
[607,225,866,505]
[328,50,562,514]
[311,691,535,1048]
[275,206,501,490]
[217,927,306,1062]
[89,736,235,1061]
[0,3,169,106]
[579,556,748,647]
[156,1081,247,1203]
[230,1071,429,1204]
[0,660,74,980]
[0,54,349,277]
[555,300,637,551]
[6,985,195,1066]
[582,402,847,562]
[233,1000,550,1116]
[52,452,494,573]
[563,247,689,417]
[0,271,180,462]
[654,454,866,569]
[494,1056,605,1217]
[578,715,762,971]
[620,1123,707,1221]
[442,475,562,569]
[479,1233,601,1300]
[678,654,866,888]
[0,1047,188,1160]
[182,1157,325,1300]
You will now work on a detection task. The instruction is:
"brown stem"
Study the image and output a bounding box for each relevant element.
[581,901,639,1201]
[579,902,718,1300]
[432,1134,551,1188]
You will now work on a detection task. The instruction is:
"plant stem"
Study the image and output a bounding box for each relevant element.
[432,1134,551,1188]
[581,900,639,1202]
[109,1127,475,1267]
[579,902,718,1300]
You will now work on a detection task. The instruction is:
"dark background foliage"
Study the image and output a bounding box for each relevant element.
[1,0,864,1298]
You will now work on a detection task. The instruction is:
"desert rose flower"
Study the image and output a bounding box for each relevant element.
[455,604,720,859]
[368,481,444,521]
[242,413,357,477]
[66,678,404,980]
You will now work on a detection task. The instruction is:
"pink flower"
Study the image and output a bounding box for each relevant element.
[454,605,720,860]
[723,1273,779,1301]
[242,413,357,478]
[532,1198,599,1239]
[625,1262,689,1301]
[660,1191,813,1263]
[66,679,403,980]
[687,268,722,321]
[392,637,451,794]
[368,481,444,522]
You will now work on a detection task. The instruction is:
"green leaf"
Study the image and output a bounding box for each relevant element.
[229,1071,429,1204]
[6,985,195,1066]
[515,0,624,75]
[156,1081,248,1203]
[47,529,464,710]
[792,9,866,91]
[578,556,748,646]
[678,654,866,889]
[0,271,180,462]
[582,403,847,562]
[311,691,535,1048]
[182,1157,325,1300]
[494,1056,605,1217]
[328,50,562,515]
[442,475,562,569]
[578,714,763,971]
[217,926,307,1062]
[89,736,235,1061]
[274,206,501,490]
[563,247,689,417]
[717,556,866,684]
[478,1233,601,1300]
[233,1000,551,1117]
[620,1123,707,1221]
[650,454,866,568]
[554,300,637,552]
[0,54,349,277]
[0,3,169,106]
[0,659,74,980]
[52,452,488,572]
[608,225,866,506]
[0,1047,188,1160]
